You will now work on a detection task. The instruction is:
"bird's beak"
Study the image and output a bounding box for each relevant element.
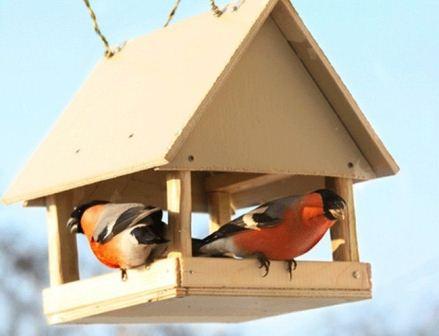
[66,217,79,234]
[329,208,345,221]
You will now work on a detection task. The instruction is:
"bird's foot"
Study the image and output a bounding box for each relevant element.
[286,259,297,280]
[121,268,128,281]
[256,253,271,277]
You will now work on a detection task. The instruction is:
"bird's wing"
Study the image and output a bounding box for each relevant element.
[93,203,163,244]
[230,195,299,230]
[199,195,299,247]
[198,223,249,247]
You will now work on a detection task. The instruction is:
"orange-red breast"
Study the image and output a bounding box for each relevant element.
[194,189,346,278]
[67,201,168,280]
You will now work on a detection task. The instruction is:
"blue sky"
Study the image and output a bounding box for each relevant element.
[1,0,438,334]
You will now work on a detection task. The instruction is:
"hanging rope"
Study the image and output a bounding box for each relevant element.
[82,0,227,56]
[165,0,223,27]
[164,0,181,27]
[210,0,224,16]
[82,0,122,58]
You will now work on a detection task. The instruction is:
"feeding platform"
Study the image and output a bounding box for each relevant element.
[44,258,371,324]
[2,0,397,325]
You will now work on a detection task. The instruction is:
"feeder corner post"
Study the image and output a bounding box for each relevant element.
[46,192,80,286]
[166,171,192,257]
[325,177,360,262]
[207,191,232,233]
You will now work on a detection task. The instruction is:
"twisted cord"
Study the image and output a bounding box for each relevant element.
[210,0,224,16]
[82,0,122,58]
[164,0,182,27]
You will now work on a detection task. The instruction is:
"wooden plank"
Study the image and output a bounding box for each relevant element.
[231,175,325,209]
[187,287,370,300]
[79,313,256,324]
[68,171,323,215]
[164,18,375,181]
[205,173,289,194]
[207,192,232,232]
[271,0,399,177]
[181,258,370,290]
[44,258,370,325]
[69,169,208,212]
[23,197,46,207]
[80,314,256,324]
[166,171,192,256]
[1,0,276,206]
[3,0,398,207]
[325,177,359,261]
[46,193,79,286]
[164,0,279,160]
[77,294,366,324]
[43,258,180,324]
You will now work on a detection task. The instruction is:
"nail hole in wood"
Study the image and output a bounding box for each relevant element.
[188,155,194,162]
[347,162,354,168]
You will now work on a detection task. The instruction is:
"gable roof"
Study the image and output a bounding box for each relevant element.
[2,0,398,205]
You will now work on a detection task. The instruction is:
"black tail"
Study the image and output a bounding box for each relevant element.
[192,238,204,256]
[130,224,169,245]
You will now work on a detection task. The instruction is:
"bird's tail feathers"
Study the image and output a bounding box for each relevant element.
[192,238,205,256]
[131,225,169,245]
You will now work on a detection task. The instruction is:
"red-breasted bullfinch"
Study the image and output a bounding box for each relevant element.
[193,189,346,279]
[67,201,168,280]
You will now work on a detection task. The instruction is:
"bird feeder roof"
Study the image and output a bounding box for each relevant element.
[2,0,398,205]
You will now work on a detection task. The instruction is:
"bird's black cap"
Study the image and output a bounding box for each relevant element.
[313,189,346,220]
[67,200,109,234]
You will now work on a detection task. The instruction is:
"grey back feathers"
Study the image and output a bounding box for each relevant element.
[231,195,300,230]
[93,203,163,244]
[195,195,301,252]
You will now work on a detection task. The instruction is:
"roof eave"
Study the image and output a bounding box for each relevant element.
[271,0,399,178]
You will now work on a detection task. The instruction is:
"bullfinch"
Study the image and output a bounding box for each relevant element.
[67,201,168,280]
[193,189,346,279]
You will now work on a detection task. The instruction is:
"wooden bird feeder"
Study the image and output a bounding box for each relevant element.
[2,0,398,325]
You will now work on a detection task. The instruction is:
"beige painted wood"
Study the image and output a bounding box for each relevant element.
[205,173,289,193]
[271,0,399,177]
[326,177,359,261]
[164,18,375,180]
[30,172,325,212]
[43,257,180,324]
[62,171,324,217]
[231,175,325,209]
[46,193,79,285]
[65,169,208,212]
[70,170,325,214]
[207,192,232,232]
[76,295,365,324]
[166,171,192,256]
[2,0,398,206]
[23,198,46,207]
[181,258,370,290]
[1,0,276,205]
[43,258,371,324]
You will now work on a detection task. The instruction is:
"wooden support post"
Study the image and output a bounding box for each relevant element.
[166,171,192,256]
[207,192,232,233]
[325,177,359,262]
[46,193,80,286]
